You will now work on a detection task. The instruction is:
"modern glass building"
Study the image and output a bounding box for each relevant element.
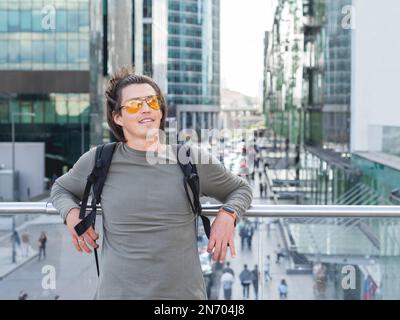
[264,0,400,299]
[0,0,169,178]
[167,0,220,133]
[263,0,304,147]
[302,0,352,151]
[321,0,352,151]
[0,0,92,178]
[141,0,168,92]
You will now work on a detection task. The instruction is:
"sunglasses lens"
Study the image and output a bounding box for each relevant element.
[125,100,141,113]
[147,96,160,110]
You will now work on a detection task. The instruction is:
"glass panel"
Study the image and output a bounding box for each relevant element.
[32,10,42,32]
[20,102,33,123]
[3,211,398,300]
[20,40,31,63]
[32,40,44,63]
[8,40,20,63]
[9,99,19,121]
[78,39,89,63]
[67,10,79,32]
[43,40,55,63]
[259,217,400,300]
[56,10,67,32]
[55,95,68,124]
[56,41,67,63]
[0,10,7,32]
[67,40,78,64]
[8,10,20,32]
[0,40,7,64]
[67,95,80,124]
[33,100,44,124]
[0,100,9,123]
[20,10,32,31]
[78,10,89,31]
[44,100,56,124]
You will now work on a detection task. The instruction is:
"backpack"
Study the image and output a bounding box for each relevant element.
[73,142,211,277]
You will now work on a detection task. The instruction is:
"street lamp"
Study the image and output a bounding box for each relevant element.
[81,112,99,154]
[11,111,35,263]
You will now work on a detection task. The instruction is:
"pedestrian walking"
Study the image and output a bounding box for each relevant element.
[239,264,253,299]
[259,182,264,199]
[279,279,288,299]
[275,244,286,264]
[221,270,234,300]
[255,157,260,169]
[11,230,21,257]
[263,182,268,198]
[239,221,248,250]
[313,261,327,298]
[38,231,47,261]
[251,265,259,300]
[21,233,30,258]
[222,261,235,277]
[264,255,272,282]
[246,222,254,250]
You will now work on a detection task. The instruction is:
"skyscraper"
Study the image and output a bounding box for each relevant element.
[0,0,92,177]
[167,0,220,134]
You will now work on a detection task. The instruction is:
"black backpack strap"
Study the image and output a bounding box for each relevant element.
[74,142,117,277]
[176,144,211,239]
[92,143,117,203]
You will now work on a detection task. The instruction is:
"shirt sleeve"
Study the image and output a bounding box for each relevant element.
[192,145,253,221]
[50,147,97,223]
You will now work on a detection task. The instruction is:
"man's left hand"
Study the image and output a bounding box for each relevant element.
[207,210,236,263]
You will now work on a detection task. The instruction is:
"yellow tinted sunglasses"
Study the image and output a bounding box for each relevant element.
[120,95,161,114]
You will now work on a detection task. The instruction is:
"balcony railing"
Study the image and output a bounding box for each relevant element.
[1,202,399,300]
[1,202,399,217]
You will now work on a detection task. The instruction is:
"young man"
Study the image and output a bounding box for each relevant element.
[50,66,253,299]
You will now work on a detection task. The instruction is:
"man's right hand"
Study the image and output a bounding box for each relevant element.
[66,208,99,253]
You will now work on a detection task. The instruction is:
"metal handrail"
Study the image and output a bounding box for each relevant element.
[1,202,400,217]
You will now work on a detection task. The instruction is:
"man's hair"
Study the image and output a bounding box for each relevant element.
[105,65,168,142]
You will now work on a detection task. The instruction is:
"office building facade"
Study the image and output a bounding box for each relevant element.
[0,0,169,178]
[265,0,400,299]
[0,0,93,178]
[167,0,220,134]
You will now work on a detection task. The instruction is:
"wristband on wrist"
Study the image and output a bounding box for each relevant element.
[220,206,237,226]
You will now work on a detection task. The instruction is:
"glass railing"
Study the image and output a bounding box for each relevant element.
[0,203,399,300]
[364,125,400,158]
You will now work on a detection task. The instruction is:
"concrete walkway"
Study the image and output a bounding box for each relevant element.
[0,247,38,280]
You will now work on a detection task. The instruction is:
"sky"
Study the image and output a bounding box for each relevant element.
[220,0,276,98]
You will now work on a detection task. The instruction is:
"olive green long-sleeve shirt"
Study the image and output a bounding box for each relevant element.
[50,142,253,299]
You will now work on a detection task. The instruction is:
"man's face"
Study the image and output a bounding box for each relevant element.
[113,83,163,140]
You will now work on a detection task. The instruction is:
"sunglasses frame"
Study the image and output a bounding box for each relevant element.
[120,95,161,114]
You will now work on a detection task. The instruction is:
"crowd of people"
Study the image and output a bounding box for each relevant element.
[220,263,260,300]
[220,261,289,300]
